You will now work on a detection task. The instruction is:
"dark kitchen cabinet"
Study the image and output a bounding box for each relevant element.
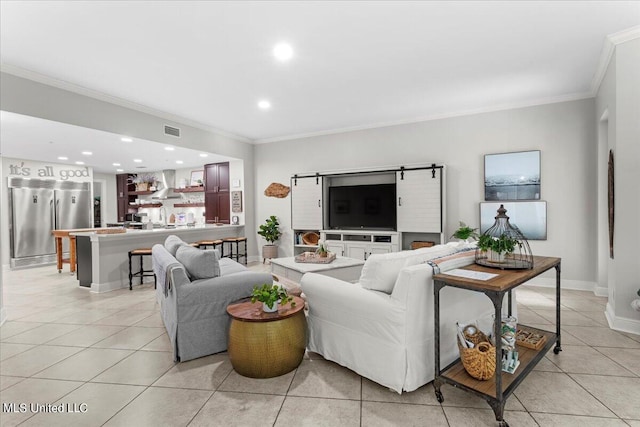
[116,173,133,222]
[204,162,230,224]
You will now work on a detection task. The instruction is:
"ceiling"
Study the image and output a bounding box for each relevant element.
[0,111,232,174]
[1,1,639,143]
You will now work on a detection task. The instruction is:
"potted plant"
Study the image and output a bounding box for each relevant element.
[316,239,328,257]
[451,221,479,242]
[477,233,520,263]
[133,173,157,192]
[251,283,295,313]
[257,215,282,262]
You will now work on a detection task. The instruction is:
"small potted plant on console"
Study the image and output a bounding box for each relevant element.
[451,221,480,243]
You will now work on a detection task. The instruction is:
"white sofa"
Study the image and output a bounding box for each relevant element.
[301,243,498,393]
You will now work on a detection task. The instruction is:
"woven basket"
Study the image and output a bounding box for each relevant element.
[458,340,496,381]
[302,232,320,246]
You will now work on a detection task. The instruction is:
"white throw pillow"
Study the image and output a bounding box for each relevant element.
[359,251,417,294]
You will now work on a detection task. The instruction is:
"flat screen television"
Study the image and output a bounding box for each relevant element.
[328,184,396,230]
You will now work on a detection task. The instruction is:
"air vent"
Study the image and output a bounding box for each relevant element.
[164,125,181,138]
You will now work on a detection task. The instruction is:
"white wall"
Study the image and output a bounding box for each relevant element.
[255,99,597,287]
[597,38,640,333]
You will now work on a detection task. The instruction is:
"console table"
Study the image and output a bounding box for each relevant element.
[432,256,561,427]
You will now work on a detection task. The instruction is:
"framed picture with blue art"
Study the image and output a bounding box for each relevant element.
[480,201,547,240]
[484,150,540,201]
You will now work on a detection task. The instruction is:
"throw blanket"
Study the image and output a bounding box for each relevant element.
[152,246,183,297]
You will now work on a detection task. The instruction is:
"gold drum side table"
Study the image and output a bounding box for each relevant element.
[227,296,306,378]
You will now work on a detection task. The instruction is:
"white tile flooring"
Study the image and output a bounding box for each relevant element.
[0,264,639,426]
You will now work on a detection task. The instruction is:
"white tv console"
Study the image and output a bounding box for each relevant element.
[290,164,445,259]
[320,230,399,260]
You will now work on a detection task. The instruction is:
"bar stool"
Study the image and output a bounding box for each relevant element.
[223,237,248,265]
[195,239,224,256]
[128,248,156,290]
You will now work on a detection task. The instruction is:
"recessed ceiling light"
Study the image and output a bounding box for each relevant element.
[273,42,293,61]
[112,163,121,166]
[57,156,68,160]
[165,147,175,151]
[176,160,184,164]
[133,159,142,163]
[82,151,92,155]
[121,137,133,142]
[116,168,124,172]
[75,161,85,165]
[199,153,208,158]
[258,100,271,110]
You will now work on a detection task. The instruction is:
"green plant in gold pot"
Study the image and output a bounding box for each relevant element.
[251,283,295,313]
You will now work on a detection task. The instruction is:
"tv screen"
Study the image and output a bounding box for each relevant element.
[328,184,397,230]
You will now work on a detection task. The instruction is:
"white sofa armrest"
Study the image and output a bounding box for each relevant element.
[301,273,405,343]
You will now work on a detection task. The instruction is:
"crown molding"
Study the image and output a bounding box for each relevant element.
[0,64,254,144]
[255,92,593,144]
[590,25,640,95]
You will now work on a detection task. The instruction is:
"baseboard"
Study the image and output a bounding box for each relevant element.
[594,286,609,297]
[605,303,640,335]
[525,277,598,293]
[0,306,6,326]
[248,255,261,264]
[90,280,128,293]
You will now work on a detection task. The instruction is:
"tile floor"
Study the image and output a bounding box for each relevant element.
[1,264,639,426]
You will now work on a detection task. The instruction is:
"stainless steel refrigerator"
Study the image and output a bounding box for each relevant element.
[9,177,92,268]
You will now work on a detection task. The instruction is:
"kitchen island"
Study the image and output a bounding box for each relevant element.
[73,224,245,293]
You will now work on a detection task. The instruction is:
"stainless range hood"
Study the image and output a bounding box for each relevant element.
[151,170,182,199]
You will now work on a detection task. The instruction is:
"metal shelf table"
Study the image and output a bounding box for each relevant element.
[433,256,561,427]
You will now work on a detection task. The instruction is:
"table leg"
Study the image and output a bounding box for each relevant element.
[489,290,506,424]
[554,263,562,354]
[69,236,77,274]
[433,281,444,403]
[55,237,63,273]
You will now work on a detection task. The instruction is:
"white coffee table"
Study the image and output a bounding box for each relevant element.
[270,256,365,284]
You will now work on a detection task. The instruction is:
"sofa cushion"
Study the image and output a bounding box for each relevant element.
[165,235,188,257]
[175,245,220,280]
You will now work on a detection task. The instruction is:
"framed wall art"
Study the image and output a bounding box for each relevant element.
[190,170,204,186]
[480,201,547,240]
[484,150,540,201]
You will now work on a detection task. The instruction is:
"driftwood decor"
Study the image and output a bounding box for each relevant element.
[265,182,290,198]
[608,149,614,259]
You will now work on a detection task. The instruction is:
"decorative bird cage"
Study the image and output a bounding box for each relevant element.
[475,204,533,270]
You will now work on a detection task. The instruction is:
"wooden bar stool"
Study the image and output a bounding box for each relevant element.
[223,237,248,265]
[128,248,156,290]
[195,239,224,256]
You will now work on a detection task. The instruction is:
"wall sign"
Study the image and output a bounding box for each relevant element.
[231,191,243,213]
[5,158,93,182]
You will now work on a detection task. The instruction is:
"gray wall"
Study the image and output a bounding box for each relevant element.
[596,38,640,331]
[255,99,598,287]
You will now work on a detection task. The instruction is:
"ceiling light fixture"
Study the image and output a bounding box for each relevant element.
[133,159,142,163]
[82,151,92,155]
[75,161,84,165]
[116,168,124,172]
[176,160,184,164]
[57,156,68,160]
[258,100,271,110]
[199,154,208,158]
[112,163,121,166]
[121,137,133,142]
[164,147,175,151]
[273,42,293,61]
